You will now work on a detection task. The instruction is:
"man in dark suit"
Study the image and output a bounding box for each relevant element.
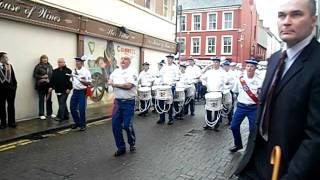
[234,0,320,179]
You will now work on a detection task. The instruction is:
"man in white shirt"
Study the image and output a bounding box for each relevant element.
[201,57,225,131]
[137,62,153,116]
[108,56,138,156]
[70,56,92,131]
[185,57,201,115]
[229,59,262,153]
[222,60,236,125]
[157,54,178,125]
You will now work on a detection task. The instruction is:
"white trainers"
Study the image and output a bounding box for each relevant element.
[40,116,46,120]
[50,114,56,118]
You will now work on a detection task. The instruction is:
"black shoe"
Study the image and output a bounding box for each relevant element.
[191,113,195,116]
[8,124,17,128]
[129,146,136,152]
[229,146,243,153]
[156,120,165,124]
[0,125,7,129]
[138,112,147,117]
[167,120,174,125]
[79,127,86,131]
[114,149,126,157]
[71,124,79,129]
[213,127,220,132]
[203,125,212,130]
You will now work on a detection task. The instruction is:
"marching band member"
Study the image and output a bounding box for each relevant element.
[174,64,189,120]
[222,60,235,125]
[137,62,153,116]
[229,59,262,152]
[201,57,225,131]
[156,54,178,125]
[185,57,201,115]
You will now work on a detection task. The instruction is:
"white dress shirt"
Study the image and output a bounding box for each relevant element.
[110,67,138,99]
[233,73,262,105]
[138,70,153,87]
[160,64,179,85]
[71,67,92,90]
[201,68,225,92]
[186,65,201,83]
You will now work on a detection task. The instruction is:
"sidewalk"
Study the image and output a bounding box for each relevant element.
[0,105,111,144]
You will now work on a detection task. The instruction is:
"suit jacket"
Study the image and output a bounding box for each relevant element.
[0,64,17,91]
[234,38,320,180]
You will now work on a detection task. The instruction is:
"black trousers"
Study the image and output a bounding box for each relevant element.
[38,89,52,116]
[0,87,16,126]
[57,93,69,120]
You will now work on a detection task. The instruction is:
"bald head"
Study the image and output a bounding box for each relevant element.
[57,58,66,68]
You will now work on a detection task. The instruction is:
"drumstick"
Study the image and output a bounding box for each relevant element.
[270,146,282,180]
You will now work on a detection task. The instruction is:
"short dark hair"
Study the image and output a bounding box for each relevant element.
[40,54,48,62]
[308,0,316,16]
[0,52,7,59]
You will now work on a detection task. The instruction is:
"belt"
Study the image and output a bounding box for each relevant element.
[238,102,257,107]
[115,98,135,102]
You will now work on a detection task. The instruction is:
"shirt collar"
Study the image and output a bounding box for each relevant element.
[285,33,314,60]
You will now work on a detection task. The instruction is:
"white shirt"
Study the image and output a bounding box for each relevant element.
[71,67,92,90]
[233,73,262,105]
[283,33,313,77]
[138,70,153,87]
[160,64,179,85]
[201,68,225,92]
[224,70,235,91]
[186,65,201,83]
[176,71,191,87]
[110,67,138,99]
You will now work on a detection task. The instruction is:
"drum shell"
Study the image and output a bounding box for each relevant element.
[205,92,223,111]
[138,87,152,100]
[174,88,185,102]
[155,86,172,101]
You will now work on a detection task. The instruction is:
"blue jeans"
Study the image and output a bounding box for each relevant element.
[112,99,136,150]
[57,93,69,120]
[230,103,257,147]
[70,89,87,128]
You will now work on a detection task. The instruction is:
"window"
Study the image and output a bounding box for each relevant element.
[206,36,216,55]
[145,0,151,9]
[179,16,186,31]
[221,36,232,55]
[178,37,186,54]
[191,37,201,55]
[223,12,233,29]
[163,0,169,17]
[207,13,217,30]
[192,14,201,31]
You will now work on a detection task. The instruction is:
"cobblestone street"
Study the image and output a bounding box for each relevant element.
[0,104,248,180]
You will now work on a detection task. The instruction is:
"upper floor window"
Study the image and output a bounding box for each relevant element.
[207,13,217,30]
[191,37,201,55]
[206,36,216,55]
[222,36,233,55]
[178,37,186,54]
[223,12,233,29]
[145,0,151,9]
[163,0,169,17]
[192,14,201,31]
[180,16,186,31]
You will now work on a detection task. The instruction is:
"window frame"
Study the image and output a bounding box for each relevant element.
[192,14,202,31]
[207,12,218,30]
[191,36,201,55]
[221,35,233,55]
[206,36,217,55]
[222,11,234,30]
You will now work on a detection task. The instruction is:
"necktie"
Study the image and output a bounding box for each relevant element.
[260,50,287,141]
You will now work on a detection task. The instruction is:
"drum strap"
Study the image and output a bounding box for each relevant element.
[239,76,258,104]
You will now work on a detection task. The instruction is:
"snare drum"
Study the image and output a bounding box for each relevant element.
[174,87,185,102]
[222,90,232,105]
[186,85,195,97]
[205,92,223,111]
[138,87,152,100]
[155,85,172,101]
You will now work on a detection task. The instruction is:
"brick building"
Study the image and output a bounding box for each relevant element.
[177,0,260,64]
